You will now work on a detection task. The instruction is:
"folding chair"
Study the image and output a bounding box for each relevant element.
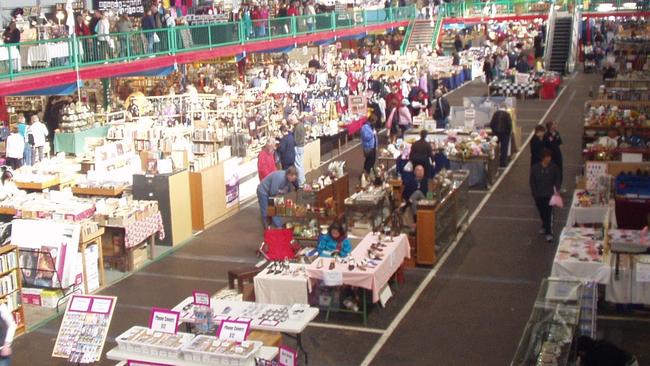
[257,228,301,262]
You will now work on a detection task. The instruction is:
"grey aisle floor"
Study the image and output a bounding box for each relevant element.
[12,74,649,366]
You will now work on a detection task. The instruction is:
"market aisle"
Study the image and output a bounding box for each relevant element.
[367,73,601,366]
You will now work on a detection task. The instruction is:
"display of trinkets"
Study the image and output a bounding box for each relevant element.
[183,336,261,363]
[59,103,96,132]
[116,326,194,358]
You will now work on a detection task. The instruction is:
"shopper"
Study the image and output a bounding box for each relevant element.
[0,298,16,366]
[257,140,277,181]
[117,14,133,58]
[96,12,112,60]
[16,114,31,166]
[402,164,429,222]
[529,150,561,242]
[396,99,412,137]
[603,63,617,80]
[316,221,352,258]
[360,118,377,174]
[489,108,513,167]
[543,121,563,187]
[496,51,509,79]
[277,125,296,170]
[5,126,24,170]
[410,130,433,177]
[2,21,20,44]
[304,0,316,32]
[576,336,638,366]
[0,170,19,202]
[256,167,299,228]
[453,34,463,52]
[530,125,545,166]
[291,116,306,187]
[483,57,494,85]
[432,89,450,129]
[27,115,48,163]
[142,9,156,53]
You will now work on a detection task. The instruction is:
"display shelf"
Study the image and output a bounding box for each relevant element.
[15,177,60,191]
[0,245,25,335]
[71,186,126,197]
[189,162,239,231]
[512,278,584,366]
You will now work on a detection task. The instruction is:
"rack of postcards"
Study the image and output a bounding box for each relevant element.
[0,245,25,335]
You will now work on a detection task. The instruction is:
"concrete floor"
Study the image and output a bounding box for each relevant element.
[12,73,650,366]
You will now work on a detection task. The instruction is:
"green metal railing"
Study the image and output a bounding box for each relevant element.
[0,5,415,82]
[432,15,444,48]
[399,19,415,55]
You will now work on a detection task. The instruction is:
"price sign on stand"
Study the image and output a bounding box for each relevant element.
[278,345,298,366]
[217,319,251,343]
[192,291,211,307]
[148,308,180,334]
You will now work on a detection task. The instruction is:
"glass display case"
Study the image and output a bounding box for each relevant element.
[511,279,584,366]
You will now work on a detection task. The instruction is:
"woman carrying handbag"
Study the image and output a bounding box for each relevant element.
[529,149,562,242]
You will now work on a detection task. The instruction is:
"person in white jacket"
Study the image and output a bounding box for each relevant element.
[27,115,48,163]
[4,126,24,170]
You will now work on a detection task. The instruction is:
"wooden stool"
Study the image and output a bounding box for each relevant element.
[227,266,262,294]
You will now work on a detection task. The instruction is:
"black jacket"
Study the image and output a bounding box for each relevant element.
[530,136,545,166]
[277,133,296,169]
[410,139,433,165]
[433,97,450,120]
[489,110,512,135]
[543,131,563,167]
[529,162,561,198]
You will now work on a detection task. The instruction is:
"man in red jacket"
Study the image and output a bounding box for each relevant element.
[257,140,277,181]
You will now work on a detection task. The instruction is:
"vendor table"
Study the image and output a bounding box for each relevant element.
[71,186,126,197]
[54,125,110,156]
[102,212,164,271]
[490,80,538,98]
[551,228,610,284]
[566,190,617,228]
[20,41,82,67]
[172,298,318,363]
[107,346,279,366]
[0,46,21,71]
[449,151,499,188]
[254,263,310,305]
[15,176,60,191]
[306,233,410,304]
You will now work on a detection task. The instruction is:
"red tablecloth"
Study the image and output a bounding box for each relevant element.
[124,212,165,249]
[344,116,367,136]
[540,75,562,99]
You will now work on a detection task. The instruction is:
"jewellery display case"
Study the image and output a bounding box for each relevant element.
[511,279,584,366]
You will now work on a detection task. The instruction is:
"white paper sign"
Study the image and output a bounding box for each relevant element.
[217,320,250,342]
[279,346,298,366]
[322,270,343,286]
[636,262,650,282]
[69,296,92,312]
[193,291,211,306]
[149,308,179,334]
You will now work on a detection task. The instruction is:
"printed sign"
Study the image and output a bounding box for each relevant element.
[217,319,251,343]
[148,308,180,335]
[192,291,211,307]
[278,345,298,366]
[127,361,174,366]
[93,0,145,15]
[322,270,343,286]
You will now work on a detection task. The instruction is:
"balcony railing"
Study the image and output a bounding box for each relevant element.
[0,5,416,81]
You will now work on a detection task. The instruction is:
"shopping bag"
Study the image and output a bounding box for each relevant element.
[403,161,414,173]
[153,33,161,43]
[549,189,564,208]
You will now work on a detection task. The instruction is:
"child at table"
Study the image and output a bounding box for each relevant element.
[317,222,352,258]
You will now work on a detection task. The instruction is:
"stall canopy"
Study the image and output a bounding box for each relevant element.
[119,65,176,78]
[8,82,80,96]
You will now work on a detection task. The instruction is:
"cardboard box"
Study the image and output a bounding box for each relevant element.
[130,244,149,270]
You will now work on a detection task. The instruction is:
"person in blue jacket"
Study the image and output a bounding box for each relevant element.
[277,125,296,170]
[360,118,377,174]
[317,222,352,257]
[257,167,299,229]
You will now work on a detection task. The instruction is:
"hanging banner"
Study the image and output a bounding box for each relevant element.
[93,0,145,16]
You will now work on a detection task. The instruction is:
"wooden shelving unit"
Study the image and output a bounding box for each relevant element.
[0,245,25,336]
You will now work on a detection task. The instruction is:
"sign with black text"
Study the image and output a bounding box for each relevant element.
[93,0,145,16]
[217,319,251,343]
[148,308,180,334]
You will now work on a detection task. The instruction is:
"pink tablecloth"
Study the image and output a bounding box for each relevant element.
[344,116,367,136]
[306,233,410,303]
[124,212,166,249]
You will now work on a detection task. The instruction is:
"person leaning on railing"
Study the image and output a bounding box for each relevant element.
[116,14,133,58]
[2,21,20,44]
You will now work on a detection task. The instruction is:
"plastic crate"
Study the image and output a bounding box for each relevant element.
[182,336,262,365]
[115,326,195,359]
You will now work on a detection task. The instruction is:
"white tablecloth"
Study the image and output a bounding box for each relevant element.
[551,228,611,284]
[566,190,617,228]
[254,263,310,305]
[0,45,21,71]
[21,41,83,67]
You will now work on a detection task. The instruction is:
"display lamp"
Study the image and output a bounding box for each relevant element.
[56,11,65,25]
